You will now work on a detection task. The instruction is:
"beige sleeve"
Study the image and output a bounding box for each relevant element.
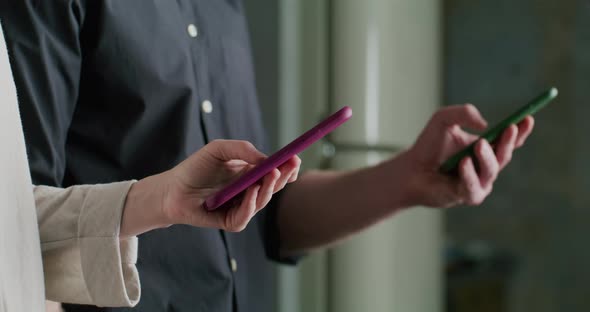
[34,181,140,307]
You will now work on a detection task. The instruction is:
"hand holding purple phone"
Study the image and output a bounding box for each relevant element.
[204,106,353,211]
[148,140,299,232]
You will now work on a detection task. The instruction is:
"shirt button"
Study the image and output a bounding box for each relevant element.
[230,258,238,273]
[201,100,213,114]
[187,24,198,38]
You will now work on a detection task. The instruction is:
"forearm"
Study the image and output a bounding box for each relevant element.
[278,150,418,255]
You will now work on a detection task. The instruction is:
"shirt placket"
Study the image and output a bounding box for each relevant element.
[184,2,240,312]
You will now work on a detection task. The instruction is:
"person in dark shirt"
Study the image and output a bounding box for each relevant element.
[0,1,534,312]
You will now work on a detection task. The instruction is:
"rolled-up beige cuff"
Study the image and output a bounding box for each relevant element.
[77,181,140,307]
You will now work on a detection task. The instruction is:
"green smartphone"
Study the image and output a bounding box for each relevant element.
[439,87,558,174]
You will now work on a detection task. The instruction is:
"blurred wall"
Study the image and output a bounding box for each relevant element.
[243,0,280,150]
[444,0,590,311]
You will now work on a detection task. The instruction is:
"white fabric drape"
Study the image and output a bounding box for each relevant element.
[0,23,140,311]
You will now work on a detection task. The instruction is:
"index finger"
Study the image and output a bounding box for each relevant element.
[207,140,267,164]
[434,104,488,132]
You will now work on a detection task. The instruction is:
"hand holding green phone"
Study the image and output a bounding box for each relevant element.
[440,87,558,174]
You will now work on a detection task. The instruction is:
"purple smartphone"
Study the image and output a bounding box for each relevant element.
[204,106,353,211]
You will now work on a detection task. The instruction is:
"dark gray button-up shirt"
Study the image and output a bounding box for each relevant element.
[1,1,288,311]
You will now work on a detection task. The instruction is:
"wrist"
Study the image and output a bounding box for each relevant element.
[368,149,421,210]
[120,172,172,237]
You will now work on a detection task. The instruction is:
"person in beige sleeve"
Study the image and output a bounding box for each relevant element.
[0,24,300,311]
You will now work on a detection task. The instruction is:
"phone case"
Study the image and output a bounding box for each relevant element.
[204,106,353,210]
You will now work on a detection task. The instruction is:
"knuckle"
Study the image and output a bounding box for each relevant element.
[205,140,219,151]
[432,109,446,121]
[229,222,247,233]
[450,127,468,146]
[435,106,465,128]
